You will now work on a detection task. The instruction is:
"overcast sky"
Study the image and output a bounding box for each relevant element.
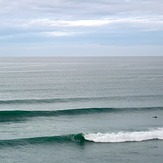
[0,0,163,56]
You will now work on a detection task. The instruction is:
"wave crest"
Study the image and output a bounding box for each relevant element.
[84,128,163,143]
[0,133,85,146]
[0,107,162,122]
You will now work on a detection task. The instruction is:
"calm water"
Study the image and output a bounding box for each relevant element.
[0,57,163,163]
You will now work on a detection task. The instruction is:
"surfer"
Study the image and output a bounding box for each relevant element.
[153,116,157,118]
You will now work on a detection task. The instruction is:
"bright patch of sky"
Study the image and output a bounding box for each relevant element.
[0,0,163,56]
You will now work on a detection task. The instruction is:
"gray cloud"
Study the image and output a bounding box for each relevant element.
[0,0,163,17]
[0,0,163,48]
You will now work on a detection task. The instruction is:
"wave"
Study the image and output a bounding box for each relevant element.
[0,128,163,147]
[0,108,116,122]
[84,128,163,143]
[0,97,111,105]
[0,95,162,105]
[0,98,84,105]
[0,107,162,122]
[0,134,85,146]
[0,97,116,105]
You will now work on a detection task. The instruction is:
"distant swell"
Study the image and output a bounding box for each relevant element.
[84,128,163,143]
[0,128,163,147]
[0,98,79,105]
[0,97,107,105]
[0,107,162,122]
[0,95,162,105]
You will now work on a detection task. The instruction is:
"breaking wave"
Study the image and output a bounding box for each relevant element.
[0,128,163,147]
[84,128,163,143]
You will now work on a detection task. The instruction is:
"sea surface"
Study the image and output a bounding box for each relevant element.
[0,57,163,163]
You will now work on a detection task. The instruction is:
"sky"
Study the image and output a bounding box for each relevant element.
[0,0,163,56]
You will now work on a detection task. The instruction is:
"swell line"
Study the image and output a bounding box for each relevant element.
[0,133,85,147]
[0,107,162,122]
[0,108,117,122]
[0,95,163,105]
[0,98,81,105]
[0,97,108,105]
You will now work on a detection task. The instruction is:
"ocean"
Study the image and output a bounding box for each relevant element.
[0,57,163,163]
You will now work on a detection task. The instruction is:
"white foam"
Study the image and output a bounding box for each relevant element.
[84,128,163,143]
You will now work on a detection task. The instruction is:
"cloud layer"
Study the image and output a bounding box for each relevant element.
[0,0,163,56]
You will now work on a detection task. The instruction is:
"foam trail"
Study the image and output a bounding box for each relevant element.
[84,128,163,143]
